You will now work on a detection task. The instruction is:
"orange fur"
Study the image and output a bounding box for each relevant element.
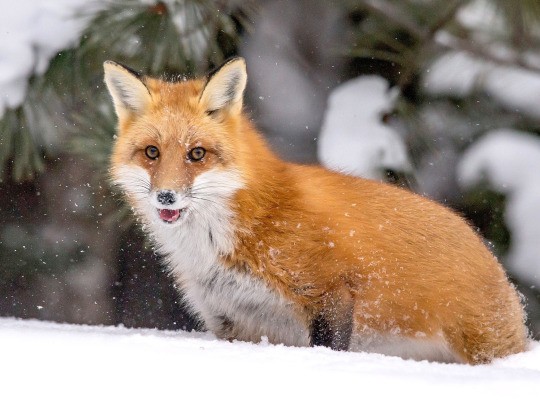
[106,58,528,364]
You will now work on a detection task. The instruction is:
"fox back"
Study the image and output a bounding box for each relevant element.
[104,58,528,364]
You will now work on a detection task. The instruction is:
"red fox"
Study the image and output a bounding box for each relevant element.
[103,57,528,364]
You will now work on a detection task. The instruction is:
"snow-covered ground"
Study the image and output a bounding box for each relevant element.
[1,318,539,412]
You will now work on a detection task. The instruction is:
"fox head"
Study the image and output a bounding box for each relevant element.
[104,58,251,234]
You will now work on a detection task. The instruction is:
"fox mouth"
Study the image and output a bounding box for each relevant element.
[158,208,183,224]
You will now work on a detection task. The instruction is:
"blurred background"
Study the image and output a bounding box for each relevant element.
[1,0,539,337]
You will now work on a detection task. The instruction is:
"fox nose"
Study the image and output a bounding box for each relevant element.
[157,190,176,206]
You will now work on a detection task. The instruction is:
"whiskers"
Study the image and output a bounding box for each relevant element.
[189,182,240,203]
[186,180,242,220]
[188,190,228,212]
[112,166,244,233]
[112,165,151,199]
[190,182,244,193]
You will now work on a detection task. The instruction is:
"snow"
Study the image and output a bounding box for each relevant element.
[2,318,539,412]
[423,51,488,98]
[456,0,505,34]
[425,0,540,119]
[423,49,540,120]
[0,0,89,116]
[484,65,540,119]
[318,76,411,180]
[458,129,540,286]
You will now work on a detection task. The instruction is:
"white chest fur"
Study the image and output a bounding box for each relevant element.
[143,168,309,347]
[152,217,309,346]
[115,166,309,345]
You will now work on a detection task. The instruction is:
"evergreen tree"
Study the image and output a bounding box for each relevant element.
[0,0,254,182]
[0,0,254,327]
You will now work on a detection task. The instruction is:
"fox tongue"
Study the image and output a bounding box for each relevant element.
[159,209,181,222]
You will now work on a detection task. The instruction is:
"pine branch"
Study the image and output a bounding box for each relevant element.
[436,32,540,74]
[354,0,540,83]
[426,0,470,37]
[396,0,470,87]
[359,0,425,39]
[0,0,255,182]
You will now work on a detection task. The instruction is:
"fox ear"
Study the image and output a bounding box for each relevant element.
[103,61,151,121]
[200,57,247,116]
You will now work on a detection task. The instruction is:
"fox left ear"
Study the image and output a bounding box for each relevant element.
[200,57,247,116]
[103,61,151,122]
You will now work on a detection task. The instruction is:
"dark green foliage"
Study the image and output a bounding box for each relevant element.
[0,107,46,183]
[347,0,540,88]
[80,0,253,76]
[0,224,90,288]
[348,0,469,85]
[0,0,255,182]
[71,0,254,182]
[460,186,511,257]
[492,0,540,40]
[0,48,89,182]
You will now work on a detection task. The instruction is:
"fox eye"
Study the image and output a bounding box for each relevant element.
[188,147,206,161]
[145,145,159,160]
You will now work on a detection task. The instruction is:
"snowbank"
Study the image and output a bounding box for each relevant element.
[0,0,88,116]
[456,0,505,34]
[458,129,540,287]
[423,50,540,120]
[424,0,540,119]
[1,318,539,412]
[318,76,411,180]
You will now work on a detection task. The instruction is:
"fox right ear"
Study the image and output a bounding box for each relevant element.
[103,61,151,121]
[199,57,247,116]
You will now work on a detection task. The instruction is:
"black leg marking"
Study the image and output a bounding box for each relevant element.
[332,318,353,351]
[310,312,353,351]
[310,314,333,348]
